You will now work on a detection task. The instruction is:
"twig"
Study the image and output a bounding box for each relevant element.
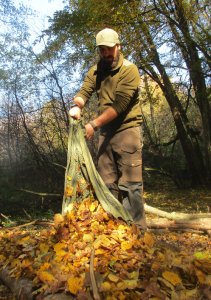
[36,222,54,226]
[90,248,101,300]
[22,208,31,220]
[0,213,14,224]
[0,219,40,231]
[0,177,62,197]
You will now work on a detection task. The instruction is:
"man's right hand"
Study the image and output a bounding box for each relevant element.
[69,106,81,120]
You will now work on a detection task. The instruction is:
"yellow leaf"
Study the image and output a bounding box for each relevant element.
[65,186,74,197]
[38,262,51,274]
[99,282,111,291]
[21,259,32,268]
[67,277,83,294]
[186,288,199,298]
[162,271,182,286]
[121,241,133,251]
[144,232,155,246]
[32,284,49,295]
[117,292,125,300]
[0,255,6,261]
[129,270,139,280]
[83,234,93,242]
[67,176,72,181]
[124,280,138,289]
[54,242,65,253]
[39,271,56,283]
[157,251,165,262]
[108,274,120,282]
[195,269,206,283]
[205,274,211,285]
[40,243,49,254]
[10,259,21,269]
[22,236,30,242]
[90,202,96,212]
[117,280,138,290]
[15,271,22,280]
[95,249,106,255]
[179,251,188,256]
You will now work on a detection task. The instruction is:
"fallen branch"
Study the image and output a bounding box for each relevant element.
[144,204,211,220]
[148,228,204,235]
[0,219,41,231]
[147,218,211,231]
[0,267,34,300]
[0,266,73,300]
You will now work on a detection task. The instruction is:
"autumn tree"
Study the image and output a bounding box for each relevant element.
[46,0,211,187]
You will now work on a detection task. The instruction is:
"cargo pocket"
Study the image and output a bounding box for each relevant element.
[119,146,142,183]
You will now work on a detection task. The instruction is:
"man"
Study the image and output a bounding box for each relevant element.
[69,28,146,232]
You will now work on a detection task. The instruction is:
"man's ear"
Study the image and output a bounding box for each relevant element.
[117,44,121,50]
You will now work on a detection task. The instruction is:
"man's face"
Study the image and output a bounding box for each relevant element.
[98,44,120,70]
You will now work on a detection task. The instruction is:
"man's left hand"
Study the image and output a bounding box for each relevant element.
[85,123,95,141]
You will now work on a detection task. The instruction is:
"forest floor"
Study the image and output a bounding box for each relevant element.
[0,177,211,299]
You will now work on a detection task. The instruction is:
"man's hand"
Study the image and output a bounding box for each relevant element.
[69,97,85,120]
[69,106,81,120]
[85,123,95,141]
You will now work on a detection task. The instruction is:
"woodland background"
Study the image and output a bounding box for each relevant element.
[0,0,211,220]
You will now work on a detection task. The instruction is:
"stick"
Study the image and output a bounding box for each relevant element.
[90,248,101,300]
[0,213,13,224]
[22,208,31,220]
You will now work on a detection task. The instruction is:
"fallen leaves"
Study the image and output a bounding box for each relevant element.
[0,198,211,300]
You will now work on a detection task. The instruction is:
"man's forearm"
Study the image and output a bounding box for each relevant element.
[93,107,118,128]
[85,107,118,141]
[73,97,85,109]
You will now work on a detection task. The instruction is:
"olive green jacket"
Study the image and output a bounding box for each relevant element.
[76,52,142,135]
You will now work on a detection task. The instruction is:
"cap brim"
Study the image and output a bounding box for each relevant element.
[96,42,116,47]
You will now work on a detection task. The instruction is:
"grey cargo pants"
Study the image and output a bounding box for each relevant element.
[97,126,146,230]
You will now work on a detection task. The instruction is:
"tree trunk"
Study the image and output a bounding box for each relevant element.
[173,0,211,184]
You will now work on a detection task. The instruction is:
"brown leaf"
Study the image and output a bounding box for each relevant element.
[44,280,63,295]
[55,226,69,241]
[131,223,137,234]
[77,179,84,197]
[144,281,166,300]
[75,223,81,232]
[76,289,93,300]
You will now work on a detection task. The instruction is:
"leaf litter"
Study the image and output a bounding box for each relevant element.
[0,196,211,300]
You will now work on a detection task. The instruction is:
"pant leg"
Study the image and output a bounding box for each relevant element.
[110,127,146,227]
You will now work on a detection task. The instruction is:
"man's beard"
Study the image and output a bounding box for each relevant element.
[100,51,120,70]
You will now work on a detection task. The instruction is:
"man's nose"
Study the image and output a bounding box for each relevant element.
[104,47,110,56]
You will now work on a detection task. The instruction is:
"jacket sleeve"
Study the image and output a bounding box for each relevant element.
[111,64,140,115]
[75,67,95,103]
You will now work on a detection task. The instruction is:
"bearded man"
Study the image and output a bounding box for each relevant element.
[69,28,147,232]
